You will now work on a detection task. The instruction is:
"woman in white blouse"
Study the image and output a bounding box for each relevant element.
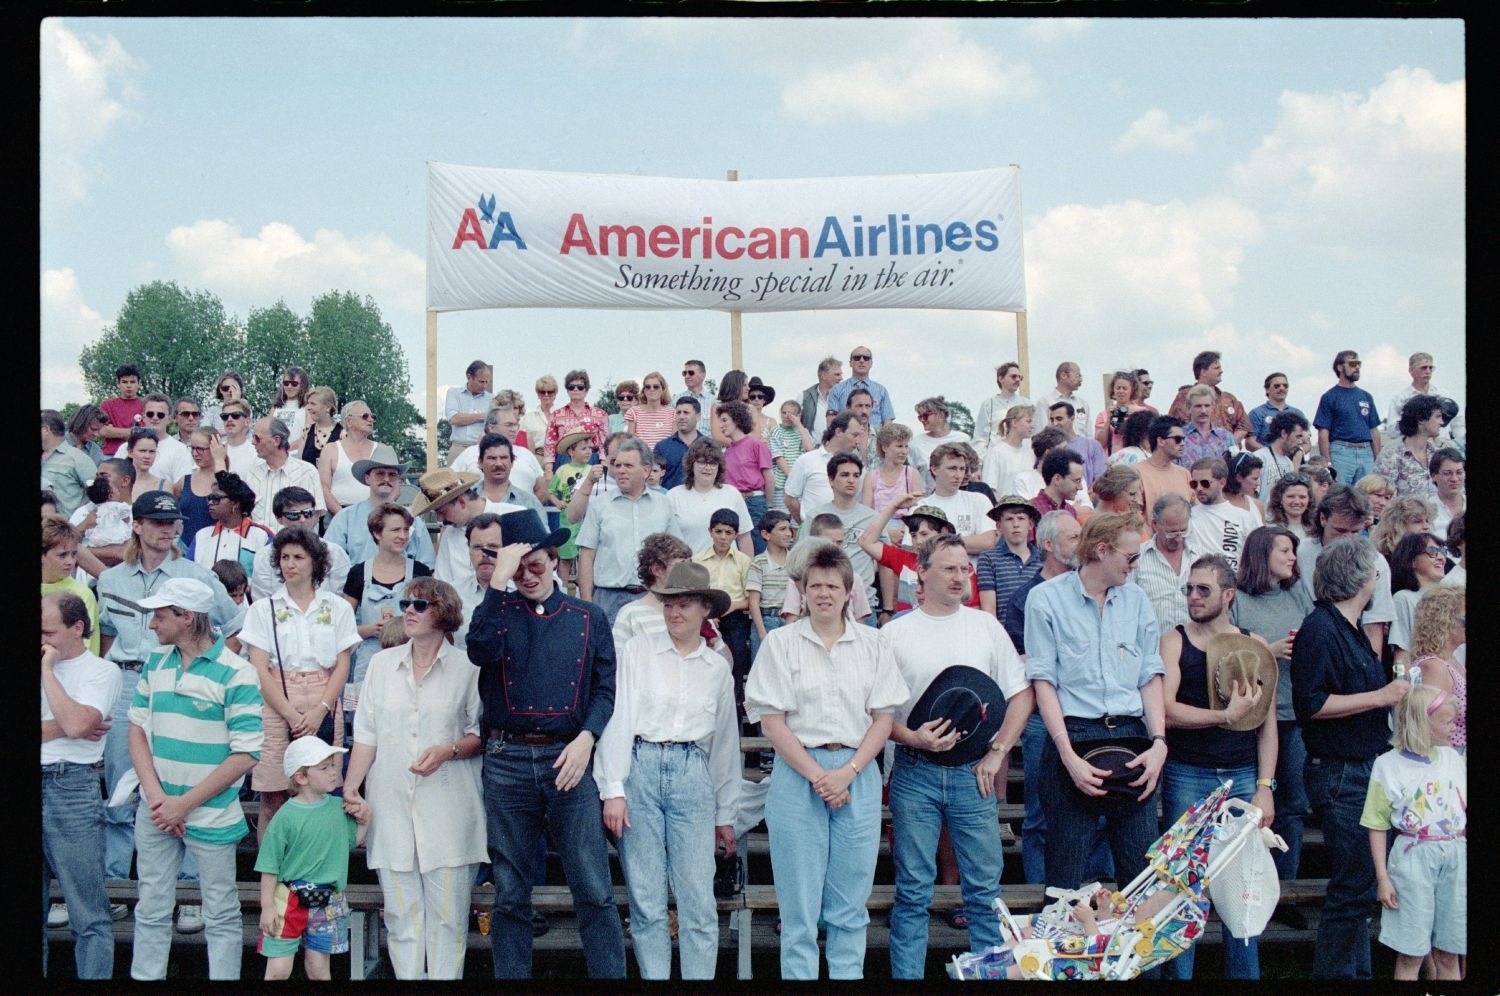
[596,562,740,979]
[343,578,486,980]
[667,437,753,555]
[744,544,909,980]
[239,527,358,842]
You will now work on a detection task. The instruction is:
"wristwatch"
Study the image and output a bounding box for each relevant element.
[1256,777,1276,790]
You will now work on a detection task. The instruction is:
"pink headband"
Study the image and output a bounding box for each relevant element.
[1425,688,1449,715]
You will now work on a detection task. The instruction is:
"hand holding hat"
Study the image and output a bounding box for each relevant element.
[1206,633,1278,732]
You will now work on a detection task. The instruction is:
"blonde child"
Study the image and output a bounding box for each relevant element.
[256,737,370,980]
[1360,684,1466,981]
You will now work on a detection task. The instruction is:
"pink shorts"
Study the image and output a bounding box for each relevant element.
[252,668,344,792]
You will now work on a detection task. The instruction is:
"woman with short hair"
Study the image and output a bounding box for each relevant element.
[1352,473,1396,523]
[343,577,487,979]
[318,399,390,515]
[543,369,609,473]
[188,470,273,575]
[668,437,752,556]
[1369,496,1435,558]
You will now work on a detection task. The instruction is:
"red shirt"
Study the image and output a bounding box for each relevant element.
[877,543,981,612]
[98,396,144,456]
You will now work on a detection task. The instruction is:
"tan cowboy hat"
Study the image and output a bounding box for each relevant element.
[556,431,593,457]
[654,561,732,619]
[1205,632,1279,732]
[409,467,481,517]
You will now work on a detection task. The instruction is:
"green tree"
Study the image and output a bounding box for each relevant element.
[237,300,307,410]
[79,281,240,403]
[947,400,976,438]
[301,291,424,466]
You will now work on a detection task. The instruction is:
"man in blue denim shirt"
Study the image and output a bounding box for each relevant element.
[1024,510,1168,892]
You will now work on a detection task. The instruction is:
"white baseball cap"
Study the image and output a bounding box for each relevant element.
[137,577,216,614]
[282,736,349,779]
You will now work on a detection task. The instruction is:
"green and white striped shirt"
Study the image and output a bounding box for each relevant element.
[129,636,264,845]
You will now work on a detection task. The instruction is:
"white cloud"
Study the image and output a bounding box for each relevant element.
[1022,18,1090,42]
[163,219,426,314]
[780,22,1035,125]
[41,267,107,407]
[1114,108,1222,154]
[40,19,144,202]
[1231,66,1464,256]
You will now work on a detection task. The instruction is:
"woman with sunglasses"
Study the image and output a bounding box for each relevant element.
[343,577,486,980]
[177,427,225,538]
[342,502,434,727]
[1267,474,1316,540]
[293,385,342,467]
[204,371,245,432]
[1386,532,1449,674]
[318,400,385,515]
[543,369,609,475]
[188,470,273,575]
[607,380,640,436]
[126,427,163,500]
[624,371,676,449]
[271,366,311,445]
[240,527,358,843]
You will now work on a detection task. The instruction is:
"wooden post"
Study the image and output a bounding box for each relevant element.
[727,169,743,370]
[1015,311,1030,396]
[425,309,438,472]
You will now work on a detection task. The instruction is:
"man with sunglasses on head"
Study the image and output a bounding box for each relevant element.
[826,345,896,429]
[249,487,351,601]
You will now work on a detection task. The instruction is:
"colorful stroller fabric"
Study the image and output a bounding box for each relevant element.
[949,781,1258,981]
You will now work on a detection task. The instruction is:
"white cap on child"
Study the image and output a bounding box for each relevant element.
[282,736,349,779]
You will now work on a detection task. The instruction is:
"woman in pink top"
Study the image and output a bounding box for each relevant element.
[1408,584,1466,751]
[1094,371,1150,455]
[862,422,923,540]
[543,368,609,472]
[719,401,775,554]
[624,370,675,449]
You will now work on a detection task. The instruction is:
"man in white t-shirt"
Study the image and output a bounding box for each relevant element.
[42,590,123,979]
[882,535,1032,978]
[921,443,998,558]
[784,412,859,524]
[1185,457,1258,573]
[450,405,548,504]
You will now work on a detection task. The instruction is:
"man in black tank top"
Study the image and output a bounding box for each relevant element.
[1158,554,1278,980]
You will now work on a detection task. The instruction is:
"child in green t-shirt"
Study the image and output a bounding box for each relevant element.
[547,432,593,588]
[256,737,369,980]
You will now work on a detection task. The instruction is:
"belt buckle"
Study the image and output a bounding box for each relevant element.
[1103,715,1120,729]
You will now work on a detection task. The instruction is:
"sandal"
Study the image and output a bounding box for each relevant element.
[944,908,969,929]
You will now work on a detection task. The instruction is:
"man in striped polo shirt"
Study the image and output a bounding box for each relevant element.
[127,577,264,980]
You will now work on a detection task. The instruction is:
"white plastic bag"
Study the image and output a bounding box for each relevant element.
[1208,801,1286,939]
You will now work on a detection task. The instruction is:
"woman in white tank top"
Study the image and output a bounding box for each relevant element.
[319,400,379,513]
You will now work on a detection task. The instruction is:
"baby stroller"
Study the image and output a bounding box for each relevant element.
[948,781,1282,981]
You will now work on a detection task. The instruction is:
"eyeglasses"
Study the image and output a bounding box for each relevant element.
[850,353,872,361]
[748,393,767,402]
[1190,480,1216,489]
[518,558,550,576]
[206,494,227,503]
[358,412,375,421]
[190,445,210,454]
[282,509,317,521]
[1159,528,1189,539]
[916,411,934,421]
[537,388,557,396]
[143,411,168,420]
[223,411,248,421]
[1343,359,1362,367]
[1114,547,1141,566]
[1424,545,1447,558]
[398,598,432,613]
[178,410,201,418]
[282,380,300,387]
[616,393,636,401]
[567,383,587,391]
[1164,434,1185,443]
[1181,583,1219,598]
[1139,379,1154,387]
[682,370,696,378]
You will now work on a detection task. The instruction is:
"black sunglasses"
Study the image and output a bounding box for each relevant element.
[282,509,317,521]
[567,383,587,391]
[749,393,767,401]
[206,494,227,503]
[850,353,872,361]
[223,412,248,421]
[398,598,432,612]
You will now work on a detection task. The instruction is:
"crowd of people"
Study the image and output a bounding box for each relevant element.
[40,346,1465,981]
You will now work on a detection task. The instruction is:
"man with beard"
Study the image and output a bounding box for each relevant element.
[1314,350,1382,486]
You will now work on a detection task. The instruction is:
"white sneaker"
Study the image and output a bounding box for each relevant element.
[47,903,69,928]
[176,904,204,934]
[110,903,129,921]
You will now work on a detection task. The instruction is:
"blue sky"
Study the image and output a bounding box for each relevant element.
[41,16,1465,431]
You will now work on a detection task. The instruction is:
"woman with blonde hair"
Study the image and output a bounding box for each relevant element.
[1353,474,1396,524]
[1407,584,1465,752]
[319,400,393,515]
[294,385,342,466]
[1370,496,1435,558]
[624,371,675,448]
[981,404,1035,493]
[1090,463,1142,517]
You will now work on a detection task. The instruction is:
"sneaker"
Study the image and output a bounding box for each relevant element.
[110,903,129,921]
[176,904,204,934]
[47,903,69,928]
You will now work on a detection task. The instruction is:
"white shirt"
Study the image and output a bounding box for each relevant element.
[450,440,544,498]
[919,490,995,540]
[250,540,351,603]
[452,577,488,653]
[668,484,752,554]
[191,521,274,570]
[785,446,833,516]
[743,617,909,747]
[41,650,122,766]
[1384,384,1453,443]
[238,587,359,673]
[1036,388,1091,439]
[1441,564,1466,586]
[223,437,256,475]
[353,641,488,873]
[1130,541,1196,632]
[908,430,972,490]
[973,393,1032,457]
[1297,535,1395,625]
[243,454,327,527]
[593,630,741,826]
[1187,500,1260,573]
[982,439,1033,495]
[151,432,194,487]
[434,523,476,589]
[882,606,1026,731]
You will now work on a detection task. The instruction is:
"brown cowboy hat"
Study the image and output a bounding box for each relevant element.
[409,467,481,517]
[653,561,732,619]
[1205,632,1279,732]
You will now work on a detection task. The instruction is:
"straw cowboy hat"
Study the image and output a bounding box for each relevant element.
[409,467,481,517]
[1206,632,1279,732]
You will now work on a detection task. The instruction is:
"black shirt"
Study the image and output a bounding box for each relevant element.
[1291,600,1389,761]
[1166,625,1257,769]
[466,586,616,741]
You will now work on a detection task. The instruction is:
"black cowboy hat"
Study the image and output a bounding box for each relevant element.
[904,666,1008,767]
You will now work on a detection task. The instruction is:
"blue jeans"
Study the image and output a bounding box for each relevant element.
[888,749,1003,979]
[1158,760,1259,980]
[1020,713,1048,884]
[744,493,768,553]
[1272,722,1309,881]
[766,746,881,979]
[749,608,785,662]
[1039,718,1158,892]
[130,806,242,980]
[102,669,139,879]
[42,761,114,979]
[1328,441,1375,489]
[482,739,624,979]
[618,741,718,979]
[1305,754,1376,978]
[590,587,641,628]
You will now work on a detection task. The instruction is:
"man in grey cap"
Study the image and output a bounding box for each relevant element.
[94,492,243,892]
[323,457,434,568]
[127,576,263,980]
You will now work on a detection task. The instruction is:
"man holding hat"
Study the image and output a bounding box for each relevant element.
[467,510,626,979]
[884,533,1032,978]
[1158,554,1278,980]
[411,467,485,588]
[324,457,434,568]
[126,576,263,980]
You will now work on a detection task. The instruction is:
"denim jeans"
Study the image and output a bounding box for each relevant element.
[1328,441,1375,490]
[1038,718,1158,892]
[766,746,881,979]
[102,669,139,880]
[888,749,1004,979]
[744,493,768,554]
[749,608,785,662]
[1305,754,1376,978]
[1271,722,1309,881]
[42,761,114,979]
[1158,760,1259,980]
[719,610,753,714]
[618,741,719,979]
[591,587,641,628]
[130,806,243,980]
[482,739,625,979]
[1019,713,1048,884]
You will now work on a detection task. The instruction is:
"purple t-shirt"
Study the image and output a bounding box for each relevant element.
[724,435,773,493]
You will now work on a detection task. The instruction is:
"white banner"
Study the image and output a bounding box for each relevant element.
[426,163,1025,313]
